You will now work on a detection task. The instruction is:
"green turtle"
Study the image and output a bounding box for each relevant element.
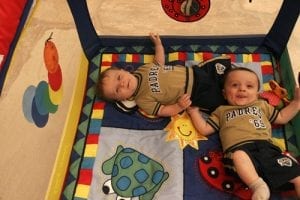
[102,145,169,200]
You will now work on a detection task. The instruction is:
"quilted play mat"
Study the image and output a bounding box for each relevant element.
[47,0,300,199]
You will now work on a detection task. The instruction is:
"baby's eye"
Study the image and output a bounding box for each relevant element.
[231,83,239,87]
[247,85,254,88]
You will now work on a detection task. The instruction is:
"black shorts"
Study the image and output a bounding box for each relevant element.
[223,140,300,190]
[191,57,231,114]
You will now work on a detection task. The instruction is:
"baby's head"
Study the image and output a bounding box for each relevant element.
[96,67,137,102]
[223,67,260,106]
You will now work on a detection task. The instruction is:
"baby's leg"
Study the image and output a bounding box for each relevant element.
[249,178,270,200]
[290,176,300,197]
[232,150,270,200]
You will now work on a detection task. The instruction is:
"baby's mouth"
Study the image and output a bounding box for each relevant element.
[237,95,246,99]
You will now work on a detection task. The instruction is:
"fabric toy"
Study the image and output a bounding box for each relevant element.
[259,80,290,107]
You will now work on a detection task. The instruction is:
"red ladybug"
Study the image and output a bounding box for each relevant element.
[198,151,252,200]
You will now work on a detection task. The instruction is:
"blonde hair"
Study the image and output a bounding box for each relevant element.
[96,67,121,102]
[224,67,260,91]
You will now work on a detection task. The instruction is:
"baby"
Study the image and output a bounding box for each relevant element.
[97,33,231,117]
[187,67,300,200]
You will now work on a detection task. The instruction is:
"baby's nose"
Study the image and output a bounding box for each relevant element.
[239,86,246,91]
[119,80,125,87]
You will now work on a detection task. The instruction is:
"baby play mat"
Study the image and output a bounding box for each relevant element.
[2,0,300,199]
[61,49,299,200]
[44,0,300,199]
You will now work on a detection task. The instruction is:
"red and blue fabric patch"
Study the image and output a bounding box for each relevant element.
[161,0,210,22]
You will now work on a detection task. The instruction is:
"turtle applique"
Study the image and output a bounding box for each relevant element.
[102,145,169,200]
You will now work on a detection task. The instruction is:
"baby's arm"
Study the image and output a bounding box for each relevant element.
[187,107,215,136]
[157,94,191,117]
[149,33,165,66]
[275,87,300,124]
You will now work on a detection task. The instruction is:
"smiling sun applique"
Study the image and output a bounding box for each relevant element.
[165,111,207,150]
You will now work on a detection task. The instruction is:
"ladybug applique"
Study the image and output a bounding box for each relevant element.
[198,151,252,200]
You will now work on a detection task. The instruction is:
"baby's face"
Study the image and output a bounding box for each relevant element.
[102,69,137,101]
[223,70,259,106]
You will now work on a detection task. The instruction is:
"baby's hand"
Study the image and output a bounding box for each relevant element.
[177,94,192,110]
[149,33,162,46]
[187,106,199,115]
